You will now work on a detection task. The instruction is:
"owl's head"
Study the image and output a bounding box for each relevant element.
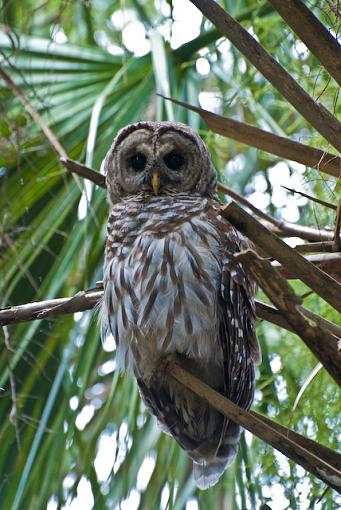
[104,121,217,203]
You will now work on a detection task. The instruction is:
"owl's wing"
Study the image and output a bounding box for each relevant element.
[219,223,261,409]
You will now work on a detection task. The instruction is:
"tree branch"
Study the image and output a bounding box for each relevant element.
[293,241,336,253]
[164,98,341,179]
[269,0,341,86]
[60,157,106,188]
[189,0,341,152]
[167,359,341,493]
[274,252,341,279]
[0,68,67,158]
[223,202,341,312]
[2,285,340,339]
[281,185,337,210]
[0,289,102,325]
[234,249,341,387]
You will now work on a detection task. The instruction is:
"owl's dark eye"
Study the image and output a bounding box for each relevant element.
[130,153,147,171]
[164,152,184,171]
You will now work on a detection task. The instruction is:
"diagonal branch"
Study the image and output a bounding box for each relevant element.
[269,0,341,86]
[234,248,341,387]
[281,185,337,210]
[255,300,341,338]
[60,157,106,188]
[222,201,341,312]
[164,98,341,179]
[0,68,67,158]
[189,0,341,152]
[167,359,341,493]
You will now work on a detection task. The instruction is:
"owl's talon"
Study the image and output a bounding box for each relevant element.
[154,353,180,374]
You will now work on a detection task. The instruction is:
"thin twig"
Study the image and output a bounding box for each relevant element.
[218,182,280,226]
[0,68,66,158]
[167,359,341,492]
[281,185,337,210]
[164,97,341,179]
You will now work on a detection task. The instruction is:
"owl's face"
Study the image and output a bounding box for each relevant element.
[105,121,217,203]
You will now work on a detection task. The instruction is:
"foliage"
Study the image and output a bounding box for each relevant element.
[0,1,340,509]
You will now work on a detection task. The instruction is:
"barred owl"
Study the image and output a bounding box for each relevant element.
[101,121,261,489]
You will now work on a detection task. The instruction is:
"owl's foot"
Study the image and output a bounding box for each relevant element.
[153,352,182,375]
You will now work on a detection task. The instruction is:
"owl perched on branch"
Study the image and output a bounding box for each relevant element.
[101,121,261,489]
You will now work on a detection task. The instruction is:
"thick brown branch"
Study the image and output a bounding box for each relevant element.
[0,68,67,158]
[235,249,341,386]
[168,360,341,492]
[269,0,341,86]
[189,0,341,152]
[60,157,106,188]
[223,202,341,312]
[165,98,341,179]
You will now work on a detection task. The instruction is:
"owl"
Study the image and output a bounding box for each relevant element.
[101,121,261,489]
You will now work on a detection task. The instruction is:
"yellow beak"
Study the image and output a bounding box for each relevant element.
[151,171,160,195]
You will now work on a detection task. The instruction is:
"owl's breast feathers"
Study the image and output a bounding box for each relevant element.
[101,194,260,488]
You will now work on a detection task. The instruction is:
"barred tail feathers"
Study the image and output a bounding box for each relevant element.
[193,421,240,489]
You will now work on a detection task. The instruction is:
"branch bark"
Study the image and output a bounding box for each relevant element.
[274,252,341,279]
[60,157,106,188]
[223,202,341,312]
[2,286,340,339]
[269,0,341,86]
[0,289,102,325]
[164,98,341,179]
[234,248,341,387]
[189,0,341,152]
[167,359,341,493]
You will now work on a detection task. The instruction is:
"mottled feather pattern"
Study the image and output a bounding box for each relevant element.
[101,121,260,489]
[102,195,258,488]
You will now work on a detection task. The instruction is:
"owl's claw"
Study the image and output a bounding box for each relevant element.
[154,353,182,375]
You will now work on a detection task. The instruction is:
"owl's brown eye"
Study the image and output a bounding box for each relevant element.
[164,152,184,170]
[130,153,147,171]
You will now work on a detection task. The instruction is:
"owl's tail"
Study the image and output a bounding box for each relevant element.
[193,421,240,490]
